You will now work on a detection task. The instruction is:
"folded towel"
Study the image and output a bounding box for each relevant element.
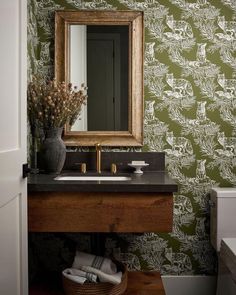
[72,251,117,275]
[62,268,97,284]
[81,265,122,285]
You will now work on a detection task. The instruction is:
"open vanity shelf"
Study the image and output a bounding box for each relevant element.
[29,272,166,295]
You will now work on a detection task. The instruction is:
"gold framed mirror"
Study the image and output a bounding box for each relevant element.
[55,10,144,146]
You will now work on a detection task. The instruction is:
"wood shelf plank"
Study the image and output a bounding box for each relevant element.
[125,271,166,295]
[29,271,165,295]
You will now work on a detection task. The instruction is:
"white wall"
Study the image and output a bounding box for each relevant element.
[70,24,87,131]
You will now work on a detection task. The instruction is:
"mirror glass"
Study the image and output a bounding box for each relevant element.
[55,10,143,146]
[70,25,129,132]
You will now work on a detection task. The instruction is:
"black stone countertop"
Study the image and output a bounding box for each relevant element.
[28,171,178,193]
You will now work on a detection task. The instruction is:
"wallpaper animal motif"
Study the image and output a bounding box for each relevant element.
[28,0,235,276]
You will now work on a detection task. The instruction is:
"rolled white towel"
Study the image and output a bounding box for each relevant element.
[81,265,122,285]
[72,251,117,275]
[62,268,97,284]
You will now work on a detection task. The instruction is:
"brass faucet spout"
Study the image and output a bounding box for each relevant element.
[95,143,101,174]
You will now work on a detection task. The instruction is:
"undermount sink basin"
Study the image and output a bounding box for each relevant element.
[54,175,131,181]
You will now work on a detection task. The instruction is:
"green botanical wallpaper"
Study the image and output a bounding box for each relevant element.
[28,0,236,276]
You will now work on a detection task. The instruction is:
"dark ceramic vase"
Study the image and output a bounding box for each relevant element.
[41,127,66,174]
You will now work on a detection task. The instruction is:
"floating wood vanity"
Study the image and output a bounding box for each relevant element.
[28,191,173,233]
[28,152,178,295]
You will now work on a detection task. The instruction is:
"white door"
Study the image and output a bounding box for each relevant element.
[0,0,28,295]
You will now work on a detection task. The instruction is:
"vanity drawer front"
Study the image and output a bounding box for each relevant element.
[28,192,173,233]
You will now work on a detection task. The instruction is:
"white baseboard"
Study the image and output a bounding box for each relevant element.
[161,275,217,295]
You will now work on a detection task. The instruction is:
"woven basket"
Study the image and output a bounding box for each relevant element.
[62,260,127,295]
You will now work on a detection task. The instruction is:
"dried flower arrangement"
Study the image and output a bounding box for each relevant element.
[27,77,87,130]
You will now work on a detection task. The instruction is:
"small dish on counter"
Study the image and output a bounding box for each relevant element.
[128,161,149,174]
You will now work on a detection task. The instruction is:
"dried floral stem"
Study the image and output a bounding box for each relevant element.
[27,77,87,130]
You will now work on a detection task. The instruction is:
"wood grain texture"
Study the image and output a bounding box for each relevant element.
[124,272,166,295]
[28,192,173,233]
[54,10,144,146]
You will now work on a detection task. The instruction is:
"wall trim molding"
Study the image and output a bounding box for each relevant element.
[161,275,217,295]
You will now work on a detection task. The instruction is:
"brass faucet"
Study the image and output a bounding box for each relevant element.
[95,143,102,174]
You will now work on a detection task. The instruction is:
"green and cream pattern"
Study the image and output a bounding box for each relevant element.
[28,0,235,275]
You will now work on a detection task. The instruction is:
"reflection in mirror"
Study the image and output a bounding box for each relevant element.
[70,25,129,132]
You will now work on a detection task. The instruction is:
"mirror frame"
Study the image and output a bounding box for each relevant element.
[55,10,144,146]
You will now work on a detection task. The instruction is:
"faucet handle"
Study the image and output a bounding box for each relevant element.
[111,163,117,174]
[81,163,87,174]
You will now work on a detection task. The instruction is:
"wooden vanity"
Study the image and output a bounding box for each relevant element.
[28,152,177,295]
[28,194,173,294]
[28,176,176,295]
[28,191,173,233]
